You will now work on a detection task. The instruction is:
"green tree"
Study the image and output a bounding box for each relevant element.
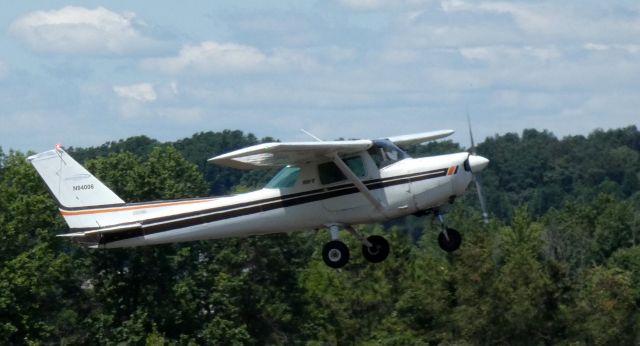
[562,267,638,345]
[141,146,208,200]
[300,226,412,344]
[173,130,265,195]
[79,146,211,344]
[68,135,159,163]
[85,151,146,202]
[492,210,553,343]
[448,222,499,343]
[609,245,640,298]
[0,152,81,344]
[0,244,79,344]
[1,125,640,344]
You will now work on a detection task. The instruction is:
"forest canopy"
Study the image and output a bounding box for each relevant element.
[1,126,639,345]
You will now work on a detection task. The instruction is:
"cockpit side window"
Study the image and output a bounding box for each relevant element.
[265,165,301,189]
[318,156,366,185]
[368,139,410,168]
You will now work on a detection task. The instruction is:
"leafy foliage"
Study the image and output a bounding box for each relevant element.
[1,126,639,344]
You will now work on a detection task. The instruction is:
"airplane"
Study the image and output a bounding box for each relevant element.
[28,129,489,268]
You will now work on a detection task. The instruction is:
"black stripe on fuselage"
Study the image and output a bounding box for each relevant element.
[98,168,448,244]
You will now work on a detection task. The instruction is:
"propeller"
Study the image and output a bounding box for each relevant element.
[467,113,490,224]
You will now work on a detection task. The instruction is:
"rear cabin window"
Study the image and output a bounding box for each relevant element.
[265,166,301,188]
[318,156,366,185]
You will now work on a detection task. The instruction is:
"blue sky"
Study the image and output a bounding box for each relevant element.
[1,0,639,152]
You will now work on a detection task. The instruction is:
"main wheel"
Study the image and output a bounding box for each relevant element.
[362,235,390,263]
[438,228,462,252]
[322,240,350,268]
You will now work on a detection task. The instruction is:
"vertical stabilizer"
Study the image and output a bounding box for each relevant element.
[27,146,125,209]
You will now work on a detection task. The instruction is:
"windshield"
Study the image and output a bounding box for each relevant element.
[368,139,410,168]
[265,165,301,189]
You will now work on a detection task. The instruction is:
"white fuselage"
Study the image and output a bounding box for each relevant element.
[62,152,473,248]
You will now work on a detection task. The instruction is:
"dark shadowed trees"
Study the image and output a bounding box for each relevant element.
[1,126,639,344]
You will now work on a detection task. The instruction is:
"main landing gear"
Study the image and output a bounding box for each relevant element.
[321,225,390,269]
[322,240,350,269]
[320,213,461,268]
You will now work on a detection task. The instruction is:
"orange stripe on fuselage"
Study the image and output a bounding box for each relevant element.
[59,199,213,216]
[446,166,456,176]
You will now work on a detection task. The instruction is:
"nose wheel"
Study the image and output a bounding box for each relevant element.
[361,235,390,263]
[436,212,462,252]
[438,227,461,252]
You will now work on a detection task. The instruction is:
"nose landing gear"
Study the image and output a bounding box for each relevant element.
[436,213,461,252]
[438,228,461,252]
[361,235,390,263]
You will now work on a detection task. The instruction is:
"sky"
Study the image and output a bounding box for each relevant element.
[1,0,639,152]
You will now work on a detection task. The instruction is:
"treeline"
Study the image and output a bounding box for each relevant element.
[0,126,639,345]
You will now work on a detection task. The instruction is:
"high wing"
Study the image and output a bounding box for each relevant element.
[208,140,372,169]
[387,129,454,147]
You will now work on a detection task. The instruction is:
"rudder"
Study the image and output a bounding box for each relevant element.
[28,146,125,210]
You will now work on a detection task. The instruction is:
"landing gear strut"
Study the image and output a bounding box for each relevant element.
[436,213,462,252]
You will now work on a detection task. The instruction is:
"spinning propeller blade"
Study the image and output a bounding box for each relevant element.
[473,175,489,224]
[467,113,489,224]
[467,111,476,155]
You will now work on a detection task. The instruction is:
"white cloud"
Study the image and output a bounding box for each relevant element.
[440,0,469,12]
[142,41,317,74]
[439,1,640,41]
[459,45,561,63]
[170,82,179,95]
[458,47,496,61]
[143,41,265,74]
[339,0,430,10]
[477,2,554,34]
[111,82,203,123]
[10,6,160,55]
[3,1,640,152]
[584,43,640,54]
[338,0,393,9]
[584,43,610,51]
[113,83,156,103]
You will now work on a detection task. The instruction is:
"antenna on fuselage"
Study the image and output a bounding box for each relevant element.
[301,129,323,142]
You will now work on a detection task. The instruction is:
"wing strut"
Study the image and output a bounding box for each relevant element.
[330,153,386,214]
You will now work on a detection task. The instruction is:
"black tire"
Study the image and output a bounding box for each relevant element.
[322,240,350,268]
[438,228,462,252]
[362,235,390,263]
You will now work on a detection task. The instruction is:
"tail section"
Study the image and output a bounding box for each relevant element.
[27,146,125,210]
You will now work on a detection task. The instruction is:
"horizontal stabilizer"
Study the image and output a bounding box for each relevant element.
[57,222,142,237]
[57,232,87,238]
